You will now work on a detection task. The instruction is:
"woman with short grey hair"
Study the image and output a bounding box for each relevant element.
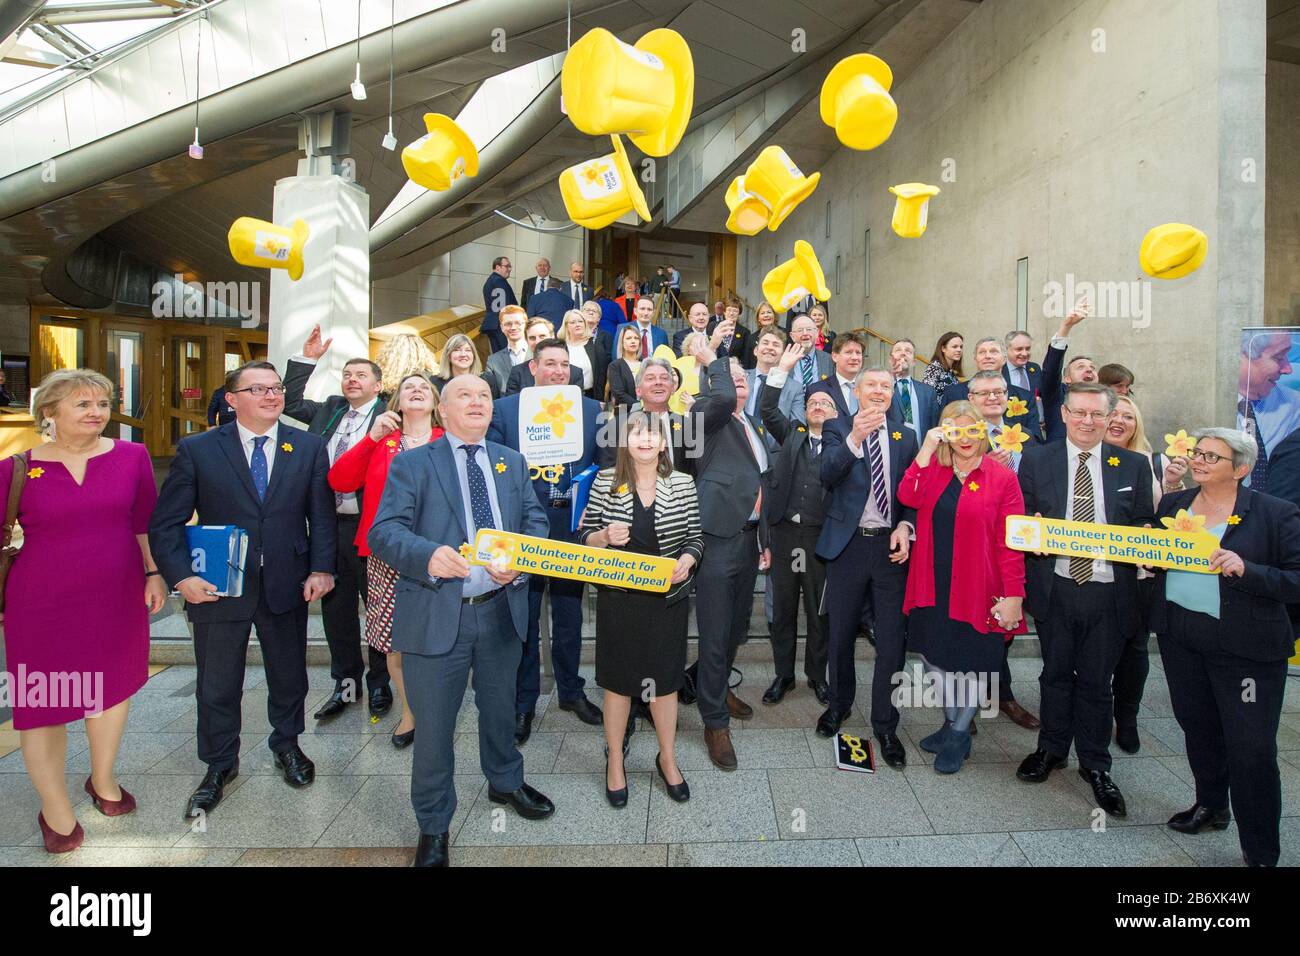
[1149,425,1298,866]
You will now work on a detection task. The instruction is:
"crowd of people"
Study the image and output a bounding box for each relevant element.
[4,261,1297,871]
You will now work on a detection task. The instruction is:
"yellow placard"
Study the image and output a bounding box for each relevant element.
[1004,514,1221,574]
[459,529,676,592]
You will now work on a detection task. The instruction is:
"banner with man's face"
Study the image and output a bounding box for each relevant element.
[1238,328,1300,493]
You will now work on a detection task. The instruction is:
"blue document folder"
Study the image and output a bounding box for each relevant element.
[569,465,600,533]
[184,525,248,597]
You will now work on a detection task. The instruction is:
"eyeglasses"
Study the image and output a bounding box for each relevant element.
[941,422,988,441]
[230,384,286,397]
[1063,408,1110,422]
[1189,450,1229,465]
[969,388,1007,399]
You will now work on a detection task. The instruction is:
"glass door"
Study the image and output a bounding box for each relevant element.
[103,326,151,446]
[167,335,209,452]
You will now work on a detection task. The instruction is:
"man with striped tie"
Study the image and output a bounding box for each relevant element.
[1014,382,1154,817]
[789,315,834,388]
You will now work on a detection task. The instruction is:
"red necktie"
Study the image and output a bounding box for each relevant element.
[641,329,650,358]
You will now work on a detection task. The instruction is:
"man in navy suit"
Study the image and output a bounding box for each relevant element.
[614,296,669,360]
[945,337,1043,441]
[488,339,613,743]
[672,301,712,355]
[1036,302,1089,442]
[519,257,553,310]
[888,338,939,439]
[814,366,918,771]
[481,256,516,353]
[149,361,337,819]
[368,374,553,867]
[1003,330,1043,398]
[805,332,866,420]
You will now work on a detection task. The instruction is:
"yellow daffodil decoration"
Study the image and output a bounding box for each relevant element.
[281,442,293,453]
[1160,509,1206,534]
[993,423,1029,453]
[672,421,681,431]
[797,426,806,433]
[385,438,398,449]
[495,461,507,473]
[617,483,630,495]
[1227,514,1241,525]
[532,393,576,438]
[26,467,43,479]
[968,481,980,492]
[1107,456,1120,467]
[1164,429,1196,458]
[458,542,474,560]
[1006,397,1029,418]
[892,431,902,441]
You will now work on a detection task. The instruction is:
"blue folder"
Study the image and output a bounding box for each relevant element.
[183,525,248,597]
[569,465,600,533]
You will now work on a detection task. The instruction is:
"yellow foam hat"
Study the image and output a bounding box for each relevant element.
[724,176,770,236]
[227,216,309,281]
[819,53,898,151]
[742,146,821,232]
[561,27,694,157]
[669,352,700,415]
[401,113,479,192]
[889,183,941,238]
[558,134,651,230]
[762,240,832,311]
[1139,223,1208,279]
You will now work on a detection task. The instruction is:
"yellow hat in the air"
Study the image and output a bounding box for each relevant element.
[819,53,897,151]
[1139,223,1208,279]
[401,113,479,192]
[763,240,833,311]
[740,146,821,232]
[724,176,770,236]
[558,134,651,230]
[228,216,309,281]
[561,27,694,158]
[889,183,941,238]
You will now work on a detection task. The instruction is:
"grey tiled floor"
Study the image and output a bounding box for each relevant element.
[2,656,1298,867]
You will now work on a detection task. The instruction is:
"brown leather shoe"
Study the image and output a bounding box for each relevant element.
[704,727,738,771]
[726,690,753,720]
[1000,699,1041,730]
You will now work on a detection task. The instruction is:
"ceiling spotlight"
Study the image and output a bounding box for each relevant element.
[351,62,367,100]
[188,127,203,160]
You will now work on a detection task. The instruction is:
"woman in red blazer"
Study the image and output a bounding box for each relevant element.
[897,399,1026,774]
[329,372,445,748]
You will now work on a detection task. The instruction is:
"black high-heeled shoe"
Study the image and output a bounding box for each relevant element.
[605,749,628,808]
[655,753,690,803]
[391,727,415,749]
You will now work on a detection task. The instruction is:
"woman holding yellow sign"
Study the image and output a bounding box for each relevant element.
[1150,427,1300,868]
[580,411,702,807]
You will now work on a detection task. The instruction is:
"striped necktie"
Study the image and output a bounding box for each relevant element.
[1069,451,1095,583]
[867,431,889,519]
[800,354,814,387]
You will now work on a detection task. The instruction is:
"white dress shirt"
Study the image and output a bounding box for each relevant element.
[568,343,593,389]
[236,421,279,483]
[736,413,768,521]
[326,397,379,515]
[847,423,892,529]
[1055,438,1113,584]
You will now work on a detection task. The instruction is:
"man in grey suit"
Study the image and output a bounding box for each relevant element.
[789,314,834,388]
[368,374,553,867]
[483,305,529,397]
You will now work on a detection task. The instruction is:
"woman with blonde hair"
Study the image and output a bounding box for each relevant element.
[430,333,483,394]
[607,323,648,409]
[754,301,780,335]
[559,308,608,400]
[4,369,168,851]
[376,333,439,385]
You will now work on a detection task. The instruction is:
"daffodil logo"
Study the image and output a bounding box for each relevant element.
[1164,429,1196,458]
[482,534,516,570]
[1160,509,1206,534]
[1006,397,1029,418]
[533,393,576,438]
[1009,520,1041,550]
[994,424,1029,453]
[581,161,611,186]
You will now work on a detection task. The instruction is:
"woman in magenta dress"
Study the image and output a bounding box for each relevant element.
[2,369,168,853]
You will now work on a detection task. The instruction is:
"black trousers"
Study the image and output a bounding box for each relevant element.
[768,520,828,682]
[1158,603,1288,866]
[824,532,907,734]
[1112,575,1155,727]
[694,526,760,729]
[1035,577,1123,771]
[192,592,309,772]
[320,514,389,693]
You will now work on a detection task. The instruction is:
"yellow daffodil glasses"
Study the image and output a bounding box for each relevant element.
[941,421,988,442]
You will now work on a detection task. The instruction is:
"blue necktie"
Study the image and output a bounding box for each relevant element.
[462,444,497,532]
[250,435,269,501]
[800,355,814,387]
[897,379,913,425]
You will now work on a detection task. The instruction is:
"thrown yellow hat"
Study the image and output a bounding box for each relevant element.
[669,352,700,415]
[725,176,769,236]
[401,113,478,192]
[228,216,309,281]
[1139,223,1208,279]
[558,134,651,230]
[889,183,940,238]
[819,53,897,151]
[763,240,832,312]
[562,27,694,158]
[741,146,821,232]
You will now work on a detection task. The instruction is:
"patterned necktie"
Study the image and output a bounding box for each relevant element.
[897,379,913,424]
[462,445,497,532]
[250,435,269,501]
[641,329,650,359]
[800,354,814,387]
[1238,399,1269,490]
[810,437,821,457]
[867,430,889,519]
[333,408,360,509]
[1069,451,1095,583]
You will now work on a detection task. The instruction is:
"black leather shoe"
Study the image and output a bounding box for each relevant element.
[313,688,352,721]
[488,782,555,820]
[413,831,449,867]
[1167,803,1231,834]
[815,708,851,738]
[859,627,875,648]
[1079,768,1127,817]
[185,765,237,819]
[272,745,315,788]
[877,732,906,770]
[514,711,534,746]
[762,676,796,704]
[806,678,830,705]
[679,665,698,706]
[369,685,393,718]
[605,753,628,809]
[1016,749,1068,782]
[391,727,415,749]
[1115,723,1140,754]
[656,753,690,802]
[558,695,603,726]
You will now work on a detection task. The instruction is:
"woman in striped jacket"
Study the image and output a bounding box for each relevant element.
[580,410,703,807]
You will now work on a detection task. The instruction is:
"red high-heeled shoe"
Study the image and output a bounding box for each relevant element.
[38,813,84,854]
[84,777,137,816]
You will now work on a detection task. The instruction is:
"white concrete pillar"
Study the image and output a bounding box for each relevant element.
[267,174,370,404]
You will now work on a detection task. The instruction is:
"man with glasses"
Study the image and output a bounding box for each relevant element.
[1014,382,1154,817]
[946,337,1043,441]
